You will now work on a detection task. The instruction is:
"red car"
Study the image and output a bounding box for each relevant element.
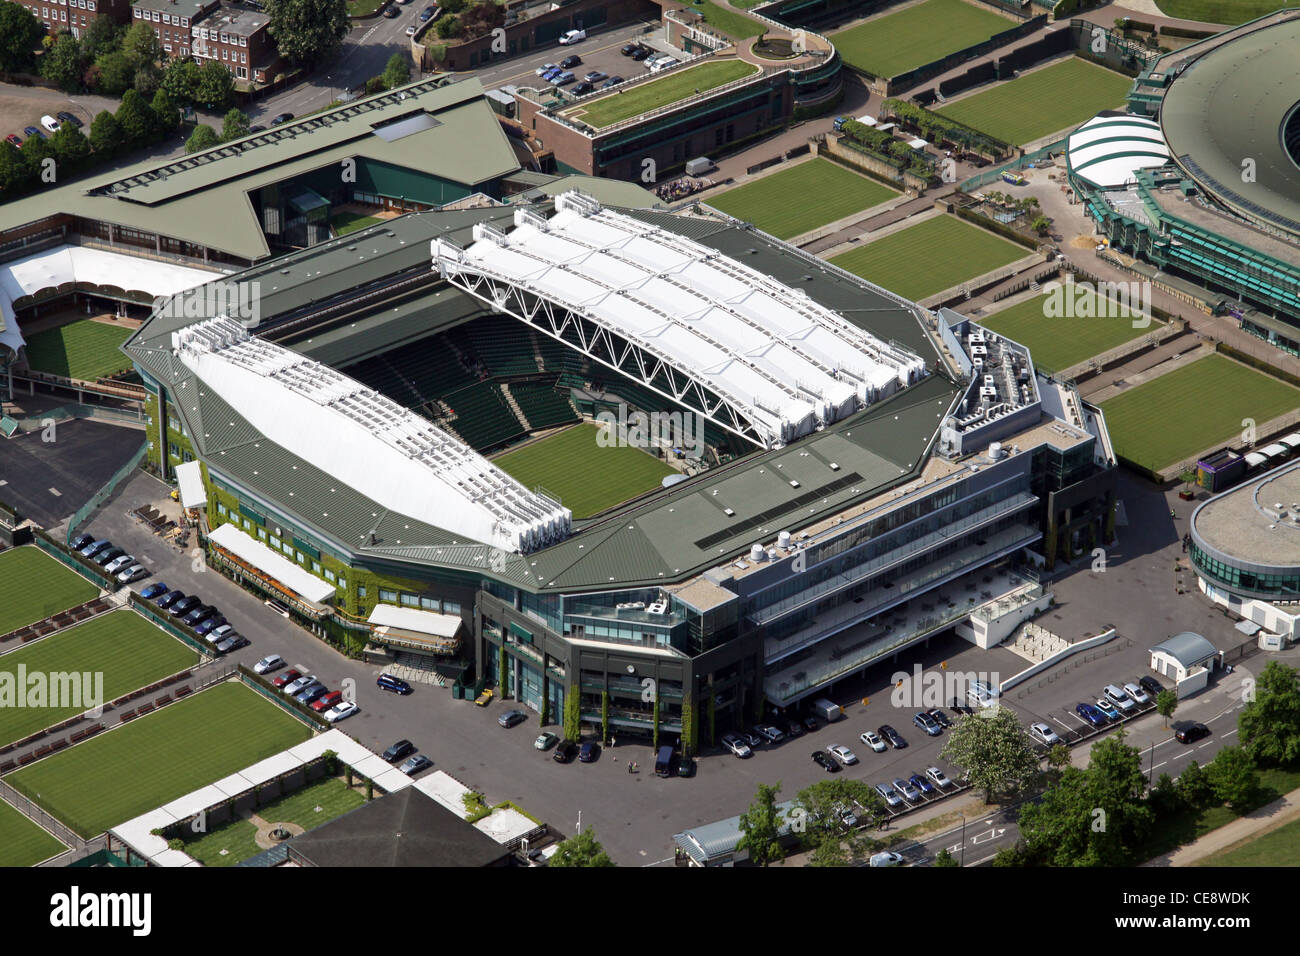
[4,134,21,148]
[272,668,302,688]
[311,690,343,712]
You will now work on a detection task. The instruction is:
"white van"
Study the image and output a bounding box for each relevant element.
[1103,683,1136,713]
[967,679,1000,708]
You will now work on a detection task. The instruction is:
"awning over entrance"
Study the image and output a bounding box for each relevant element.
[208,522,335,604]
[174,460,206,509]
[367,604,462,653]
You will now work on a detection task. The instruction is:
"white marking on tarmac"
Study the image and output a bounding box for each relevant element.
[48,487,61,496]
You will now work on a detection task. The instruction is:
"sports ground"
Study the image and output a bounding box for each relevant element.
[1154,0,1298,24]
[0,546,99,636]
[831,0,1011,78]
[935,58,1133,146]
[978,288,1155,374]
[561,60,759,129]
[0,610,199,746]
[0,797,65,867]
[708,158,898,240]
[5,682,312,838]
[829,215,1026,301]
[494,422,675,518]
[21,319,134,382]
[1100,355,1300,473]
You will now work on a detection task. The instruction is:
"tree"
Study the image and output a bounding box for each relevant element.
[439,0,466,12]
[1207,746,1259,811]
[549,827,614,867]
[263,0,350,67]
[0,1,44,73]
[49,121,90,169]
[1031,215,1051,236]
[151,88,180,135]
[1155,689,1177,729]
[794,778,884,863]
[20,134,56,182]
[0,141,32,197]
[161,57,201,105]
[83,15,124,59]
[680,690,695,756]
[42,33,88,93]
[93,50,135,95]
[434,14,462,39]
[600,689,609,743]
[196,59,235,111]
[121,20,163,74]
[116,89,156,145]
[736,782,785,867]
[563,691,580,742]
[1239,661,1300,766]
[89,109,124,155]
[933,848,959,867]
[459,0,504,40]
[939,706,1040,802]
[381,52,409,91]
[1178,760,1215,807]
[184,123,220,153]
[134,60,162,98]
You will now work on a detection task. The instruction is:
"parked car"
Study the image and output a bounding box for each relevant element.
[56,111,82,129]
[553,739,579,763]
[583,70,606,82]
[272,668,302,688]
[577,739,600,762]
[383,739,416,762]
[169,595,201,617]
[869,851,904,867]
[676,753,695,778]
[1124,681,1151,705]
[312,690,344,712]
[499,709,528,728]
[71,533,94,551]
[928,709,953,729]
[721,734,752,758]
[541,66,564,81]
[620,42,638,55]
[182,604,217,627]
[5,134,21,148]
[1103,684,1137,713]
[648,56,679,73]
[558,28,585,44]
[1176,722,1211,744]
[270,113,294,126]
[757,725,785,744]
[785,720,805,738]
[1029,722,1061,746]
[140,581,168,601]
[382,4,399,15]
[377,673,412,695]
[536,62,558,76]
[559,54,581,69]
[25,126,46,140]
[802,716,820,734]
[405,25,417,36]
[874,782,902,808]
[209,623,234,641]
[893,777,921,802]
[80,538,110,558]
[1093,697,1122,721]
[117,564,148,584]
[40,114,60,132]
[283,674,316,696]
[908,772,935,796]
[193,615,225,637]
[631,46,652,61]
[827,744,858,766]
[94,546,125,567]
[551,71,576,86]
[811,750,839,773]
[602,75,624,88]
[1076,702,1107,728]
[968,679,1000,708]
[253,654,284,674]
[860,730,887,753]
[912,711,942,736]
[832,801,858,829]
[571,81,594,96]
[535,732,559,751]
[1138,675,1165,698]
[155,589,185,609]
[419,6,435,19]
[294,682,327,705]
[324,700,358,723]
[400,754,433,775]
[475,688,495,706]
[214,634,248,655]
[740,730,764,749]
[925,766,953,789]
[878,725,907,749]
[103,553,134,575]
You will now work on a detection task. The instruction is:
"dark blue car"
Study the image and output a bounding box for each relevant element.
[155,589,185,609]
[140,581,168,601]
[1076,702,1107,728]
[194,615,225,636]
[908,772,935,795]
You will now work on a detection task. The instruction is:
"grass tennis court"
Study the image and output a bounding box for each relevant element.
[21,319,134,382]
[1154,0,1297,24]
[831,0,1010,78]
[709,158,898,239]
[935,58,1133,146]
[332,211,383,236]
[1100,355,1300,473]
[6,682,311,839]
[562,60,758,129]
[181,777,365,866]
[0,797,65,866]
[978,288,1156,374]
[829,215,1026,301]
[691,0,764,39]
[0,546,99,637]
[495,422,675,518]
[0,610,198,747]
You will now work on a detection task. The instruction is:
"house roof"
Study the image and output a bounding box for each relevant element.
[1150,631,1219,667]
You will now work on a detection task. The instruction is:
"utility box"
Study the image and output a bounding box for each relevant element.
[685,156,713,176]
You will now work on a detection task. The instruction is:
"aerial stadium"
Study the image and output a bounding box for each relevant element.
[117,174,1117,745]
[1070,9,1300,348]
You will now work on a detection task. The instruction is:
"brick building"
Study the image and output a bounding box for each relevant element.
[19,0,132,38]
[131,0,219,59]
[190,2,283,83]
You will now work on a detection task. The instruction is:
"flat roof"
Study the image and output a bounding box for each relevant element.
[209,521,337,602]
[1193,461,1300,567]
[132,0,214,16]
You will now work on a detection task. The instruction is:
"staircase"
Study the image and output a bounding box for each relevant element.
[500,383,531,431]
[1006,620,1068,662]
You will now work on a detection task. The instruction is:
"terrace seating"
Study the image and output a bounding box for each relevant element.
[510,380,580,430]
[440,382,526,451]
[462,317,539,377]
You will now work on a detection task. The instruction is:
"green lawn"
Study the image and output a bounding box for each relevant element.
[1140,764,1300,861]
[1154,0,1297,24]
[21,319,134,382]
[562,60,759,129]
[495,422,675,518]
[831,0,1010,78]
[935,57,1134,146]
[829,215,1026,301]
[0,610,198,747]
[0,546,99,637]
[709,158,898,239]
[332,211,383,236]
[978,287,1156,374]
[6,682,311,839]
[181,777,365,867]
[1101,354,1300,473]
[690,0,764,39]
[1196,813,1300,866]
[0,797,65,867]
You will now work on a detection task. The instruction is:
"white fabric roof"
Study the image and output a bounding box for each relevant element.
[172,316,571,553]
[367,604,463,637]
[435,192,926,447]
[1066,114,1170,189]
[174,459,206,509]
[474,806,536,844]
[208,521,336,604]
[414,770,475,819]
[0,244,220,356]
[907,137,928,149]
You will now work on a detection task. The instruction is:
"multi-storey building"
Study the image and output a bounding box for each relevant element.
[19,0,132,37]
[131,0,219,59]
[189,2,282,83]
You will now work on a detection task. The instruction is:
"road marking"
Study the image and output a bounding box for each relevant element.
[1151,760,1167,771]
[1220,728,1238,738]
[1198,741,1215,749]
[49,487,61,496]
[1172,749,1193,759]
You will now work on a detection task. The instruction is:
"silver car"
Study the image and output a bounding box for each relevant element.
[1029,722,1061,746]
[721,733,752,758]
[893,777,921,802]
[874,782,903,808]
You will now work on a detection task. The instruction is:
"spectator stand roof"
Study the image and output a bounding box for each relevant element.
[1065,113,1171,190]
